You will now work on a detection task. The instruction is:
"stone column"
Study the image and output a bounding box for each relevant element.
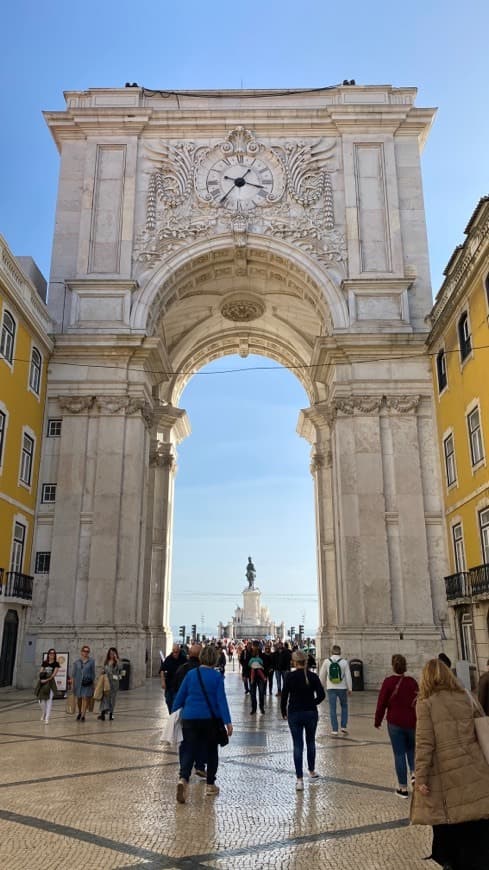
[332,397,393,631]
[297,403,338,660]
[145,407,190,675]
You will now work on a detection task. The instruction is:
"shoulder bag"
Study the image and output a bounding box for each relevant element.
[196,668,229,747]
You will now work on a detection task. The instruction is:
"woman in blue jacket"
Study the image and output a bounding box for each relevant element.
[172,644,232,803]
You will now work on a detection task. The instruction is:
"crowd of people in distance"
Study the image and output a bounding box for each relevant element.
[35,636,489,868]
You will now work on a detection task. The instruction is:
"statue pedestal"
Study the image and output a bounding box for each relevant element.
[242,588,261,624]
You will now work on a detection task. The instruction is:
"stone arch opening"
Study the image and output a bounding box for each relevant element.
[170,353,317,642]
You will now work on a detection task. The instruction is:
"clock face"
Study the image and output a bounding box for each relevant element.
[204,155,280,211]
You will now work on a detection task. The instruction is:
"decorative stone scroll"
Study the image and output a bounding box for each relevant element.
[134,127,346,275]
[384,395,421,414]
[149,442,176,472]
[58,396,95,414]
[220,295,265,323]
[57,395,154,427]
[331,395,421,417]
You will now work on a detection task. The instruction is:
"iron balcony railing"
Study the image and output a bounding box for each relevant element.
[444,571,470,601]
[444,564,489,601]
[470,563,489,597]
[0,569,34,601]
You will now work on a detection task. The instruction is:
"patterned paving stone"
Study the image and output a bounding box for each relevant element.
[0,668,433,869]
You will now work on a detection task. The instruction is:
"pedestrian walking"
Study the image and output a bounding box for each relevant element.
[72,644,95,722]
[262,643,274,695]
[239,641,252,695]
[281,649,325,791]
[174,643,207,779]
[374,654,418,798]
[160,643,187,713]
[319,644,352,735]
[97,647,123,721]
[477,659,489,715]
[36,648,60,724]
[411,658,489,869]
[278,642,292,693]
[172,644,232,803]
[248,642,267,715]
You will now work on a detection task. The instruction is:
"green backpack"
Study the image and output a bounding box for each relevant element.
[328,657,342,684]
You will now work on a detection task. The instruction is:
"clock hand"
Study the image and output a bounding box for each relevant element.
[243,181,267,189]
[219,184,235,203]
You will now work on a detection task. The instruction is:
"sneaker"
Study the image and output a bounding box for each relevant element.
[40,714,45,722]
[330,731,339,737]
[341,728,349,735]
[205,784,220,796]
[250,709,256,715]
[194,769,206,778]
[308,771,319,779]
[296,779,304,791]
[44,719,49,724]
[260,707,265,714]
[411,774,416,786]
[76,713,82,721]
[395,788,409,799]
[176,779,188,804]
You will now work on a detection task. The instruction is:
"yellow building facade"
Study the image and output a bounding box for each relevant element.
[428,197,489,675]
[0,235,52,686]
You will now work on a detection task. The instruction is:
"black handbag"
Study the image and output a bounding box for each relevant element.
[196,668,229,747]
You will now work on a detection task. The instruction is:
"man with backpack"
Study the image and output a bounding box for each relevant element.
[319,644,352,736]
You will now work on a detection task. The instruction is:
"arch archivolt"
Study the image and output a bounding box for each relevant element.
[166,327,319,407]
[131,233,349,336]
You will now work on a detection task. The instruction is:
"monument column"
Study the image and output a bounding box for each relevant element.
[144,406,190,675]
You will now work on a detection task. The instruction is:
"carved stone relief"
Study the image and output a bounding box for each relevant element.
[331,395,421,417]
[134,127,346,274]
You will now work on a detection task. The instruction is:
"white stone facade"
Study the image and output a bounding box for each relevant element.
[23,85,449,688]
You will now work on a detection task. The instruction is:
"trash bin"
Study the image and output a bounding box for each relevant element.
[119,658,131,691]
[349,658,364,691]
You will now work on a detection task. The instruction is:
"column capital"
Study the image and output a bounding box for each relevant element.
[149,441,177,471]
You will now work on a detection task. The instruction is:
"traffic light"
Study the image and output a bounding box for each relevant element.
[179,625,186,639]
[290,625,295,639]
[299,624,304,639]
[191,624,197,639]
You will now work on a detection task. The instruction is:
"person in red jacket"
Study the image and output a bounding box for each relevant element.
[374,654,418,799]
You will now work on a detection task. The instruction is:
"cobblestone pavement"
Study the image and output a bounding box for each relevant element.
[0,668,432,869]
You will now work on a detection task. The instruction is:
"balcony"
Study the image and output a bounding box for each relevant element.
[0,569,34,602]
[445,571,470,601]
[470,563,489,597]
[444,564,489,602]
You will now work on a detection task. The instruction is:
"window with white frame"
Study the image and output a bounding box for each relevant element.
[34,552,51,574]
[436,348,448,392]
[19,432,34,485]
[480,508,489,565]
[458,311,472,361]
[452,523,466,573]
[0,410,6,466]
[29,347,42,395]
[47,418,62,437]
[443,432,457,486]
[41,483,56,503]
[467,406,484,466]
[11,521,26,573]
[460,611,475,663]
[0,310,16,364]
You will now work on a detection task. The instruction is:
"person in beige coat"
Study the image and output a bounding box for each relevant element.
[411,659,489,869]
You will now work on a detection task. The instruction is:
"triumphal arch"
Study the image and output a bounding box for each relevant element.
[26,84,448,686]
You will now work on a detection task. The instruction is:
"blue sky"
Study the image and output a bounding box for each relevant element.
[1,0,488,634]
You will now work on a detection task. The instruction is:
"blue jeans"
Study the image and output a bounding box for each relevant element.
[287,709,318,778]
[180,719,218,785]
[327,688,348,731]
[275,671,282,692]
[250,677,266,712]
[387,722,415,787]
